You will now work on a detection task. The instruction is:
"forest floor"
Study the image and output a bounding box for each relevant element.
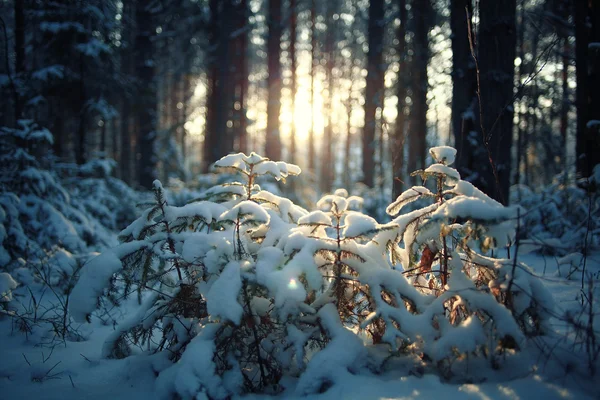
[1,250,599,400]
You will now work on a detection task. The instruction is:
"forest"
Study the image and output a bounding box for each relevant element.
[0,0,599,399]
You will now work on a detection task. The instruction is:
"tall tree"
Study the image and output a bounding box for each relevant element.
[575,0,600,179]
[120,0,135,184]
[308,0,317,173]
[407,0,432,183]
[450,0,478,184]
[289,0,297,164]
[204,0,235,170]
[477,0,516,203]
[266,0,282,161]
[321,0,336,192]
[135,1,158,188]
[362,0,385,188]
[235,0,249,154]
[13,0,24,123]
[392,0,408,199]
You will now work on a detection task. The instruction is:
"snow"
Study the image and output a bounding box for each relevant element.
[76,38,111,58]
[387,186,433,216]
[218,200,270,225]
[295,304,367,395]
[432,196,518,221]
[2,147,599,400]
[31,65,66,81]
[429,146,457,165]
[69,241,148,322]
[156,326,228,399]
[586,120,600,129]
[297,210,332,226]
[424,164,461,183]
[0,272,18,302]
[342,212,378,238]
[206,261,243,325]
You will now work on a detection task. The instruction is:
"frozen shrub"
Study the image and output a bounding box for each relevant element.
[71,152,307,397]
[0,121,140,344]
[510,171,600,255]
[70,147,556,396]
[383,146,554,374]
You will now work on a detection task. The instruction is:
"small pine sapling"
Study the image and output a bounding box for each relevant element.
[71,152,308,398]
[386,146,554,374]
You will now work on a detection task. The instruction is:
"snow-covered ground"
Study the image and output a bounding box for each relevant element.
[1,251,598,399]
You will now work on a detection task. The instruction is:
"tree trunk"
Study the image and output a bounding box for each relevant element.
[266,0,282,161]
[362,0,385,188]
[236,0,249,154]
[321,0,336,193]
[119,0,134,184]
[408,0,431,184]
[515,0,525,189]
[135,2,158,189]
[289,0,297,165]
[204,0,235,170]
[450,0,478,182]
[478,0,516,203]
[14,0,25,122]
[392,0,408,199]
[308,0,317,173]
[575,0,600,179]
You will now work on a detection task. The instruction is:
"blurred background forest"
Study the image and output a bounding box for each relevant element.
[1,0,599,206]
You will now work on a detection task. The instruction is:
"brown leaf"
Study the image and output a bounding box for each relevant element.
[419,245,438,273]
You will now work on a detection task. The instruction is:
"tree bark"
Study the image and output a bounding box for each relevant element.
[308,0,317,173]
[393,0,408,199]
[408,0,431,184]
[120,0,134,184]
[289,0,297,165]
[575,0,600,179]
[362,0,385,188]
[321,0,336,193]
[266,0,282,161]
[478,0,516,203]
[135,1,158,189]
[14,0,25,122]
[450,0,478,182]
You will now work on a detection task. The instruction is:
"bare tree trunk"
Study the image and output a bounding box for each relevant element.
[560,35,569,172]
[362,0,385,188]
[119,0,134,184]
[321,0,336,193]
[408,0,431,184]
[204,0,235,170]
[575,0,600,179]
[308,0,317,173]
[343,0,358,190]
[478,0,516,203]
[135,2,158,189]
[451,0,478,182]
[237,0,249,154]
[266,0,282,161]
[111,116,118,165]
[289,0,297,164]
[515,0,525,189]
[393,0,408,199]
[14,0,25,122]
[76,40,86,165]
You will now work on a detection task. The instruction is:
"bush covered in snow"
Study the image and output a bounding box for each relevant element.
[511,170,600,255]
[70,147,555,397]
[0,121,140,340]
